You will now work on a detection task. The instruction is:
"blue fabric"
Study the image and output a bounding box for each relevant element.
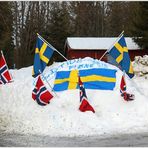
[32,37,54,77]
[79,68,116,77]
[108,35,134,78]
[53,68,117,91]
[0,65,7,84]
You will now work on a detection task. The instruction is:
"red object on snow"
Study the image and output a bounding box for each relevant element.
[79,98,95,113]
[32,75,53,106]
[0,52,13,84]
[78,76,95,113]
[120,75,134,101]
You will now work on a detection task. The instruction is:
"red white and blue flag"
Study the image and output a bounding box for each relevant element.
[79,76,95,113]
[32,75,53,106]
[120,74,126,97]
[0,51,12,84]
[120,74,134,101]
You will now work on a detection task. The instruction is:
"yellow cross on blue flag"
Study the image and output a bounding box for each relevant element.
[53,68,117,91]
[108,35,134,78]
[32,36,54,77]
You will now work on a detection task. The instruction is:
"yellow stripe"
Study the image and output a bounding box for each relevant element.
[40,42,49,63]
[32,68,35,76]
[123,47,128,52]
[54,74,116,85]
[114,43,128,63]
[115,43,128,53]
[116,54,123,63]
[54,70,79,85]
[81,75,116,83]
[68,70,78,89]
[115,43,123,63]
[115,43,123,53]
[35,48,39,53]
[55,78,70,84]
[129,62,134,74]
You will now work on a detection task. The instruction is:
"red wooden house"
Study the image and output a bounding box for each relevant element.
[64,37,148,62]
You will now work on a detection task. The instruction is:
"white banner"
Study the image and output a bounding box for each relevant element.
[43,57,117,82]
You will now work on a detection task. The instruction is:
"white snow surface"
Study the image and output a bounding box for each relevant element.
[66,37,140,50]
[0,56,148,137]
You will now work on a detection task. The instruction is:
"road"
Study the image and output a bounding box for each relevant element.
[1,131,148,146]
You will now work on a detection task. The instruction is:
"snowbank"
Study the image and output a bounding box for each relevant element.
[133,55,148,78]
[0,57,148,137]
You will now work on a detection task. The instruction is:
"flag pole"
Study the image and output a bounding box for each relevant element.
[1,50,13,81]
[37,33,68,61]
[99,30,124,61]
[39,70,58,97]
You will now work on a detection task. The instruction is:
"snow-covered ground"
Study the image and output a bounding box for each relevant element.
[0,56,148,137]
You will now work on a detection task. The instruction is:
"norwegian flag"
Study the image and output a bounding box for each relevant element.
[32,75,53,106]
[79,76,95,113]
[120,74,134,101]
[0,51,12,84]
[120,75,126,96]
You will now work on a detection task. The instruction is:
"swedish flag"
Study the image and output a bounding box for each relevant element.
[53,70,79,91]
[32,37,54,77]
[53,68,117,91]
[108,35,134,78]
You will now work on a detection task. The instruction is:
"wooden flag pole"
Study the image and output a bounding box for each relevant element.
[99,30,124,61]
[37,33,68,61]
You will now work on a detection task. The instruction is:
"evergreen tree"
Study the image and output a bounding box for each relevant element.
[132,2,148,49]
[46,2,72,62]
[70,1,107,37]
[106,1,136,37]
[70,2,95,36]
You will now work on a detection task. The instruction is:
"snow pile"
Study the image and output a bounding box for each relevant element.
[133,55,148,78]
[0,57,148,137]
[132,55,148,100]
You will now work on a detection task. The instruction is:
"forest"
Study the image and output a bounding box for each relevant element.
[0,1,147,68]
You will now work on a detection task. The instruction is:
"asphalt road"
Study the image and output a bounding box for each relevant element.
[1,131,148,147]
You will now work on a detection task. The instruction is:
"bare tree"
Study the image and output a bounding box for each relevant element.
[12,1,52,68]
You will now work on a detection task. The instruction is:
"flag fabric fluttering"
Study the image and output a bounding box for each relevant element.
[108,35,134,78]
[32,36,54,77]
[53,70,79,91]
[79,76,95,113]
[0,51,13,84]
[53,68,117,91]
[120,74,134,101]
[32,75,53,106]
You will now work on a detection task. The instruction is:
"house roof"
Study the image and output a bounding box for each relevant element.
[66,37,140,50]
